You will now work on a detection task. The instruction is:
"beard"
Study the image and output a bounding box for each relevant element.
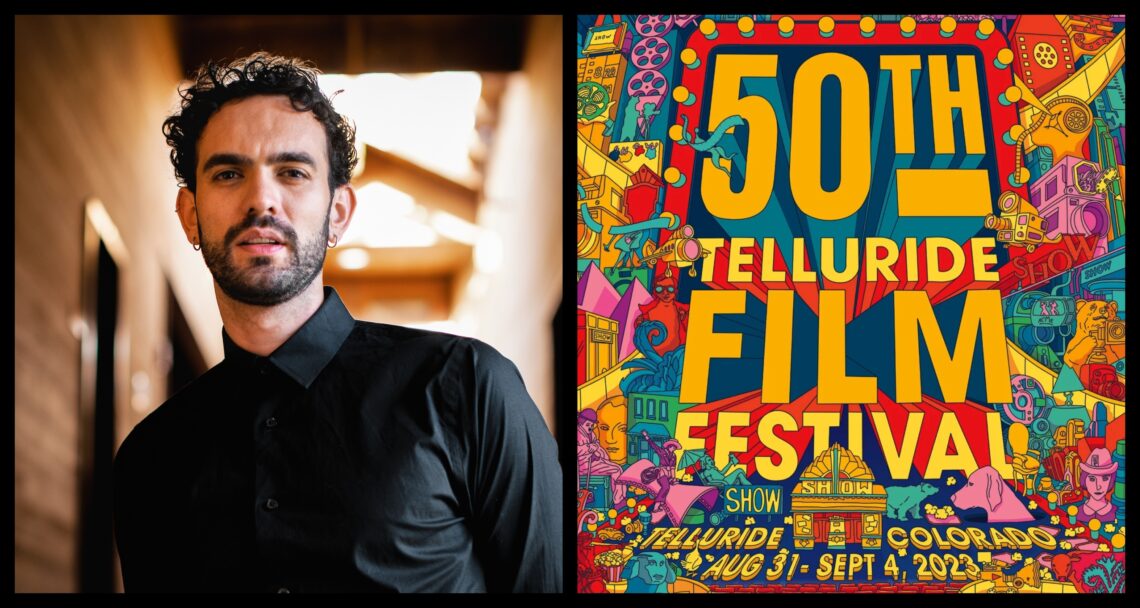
[199,211,329,307]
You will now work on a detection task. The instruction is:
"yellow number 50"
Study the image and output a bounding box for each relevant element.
[703,54,871,221]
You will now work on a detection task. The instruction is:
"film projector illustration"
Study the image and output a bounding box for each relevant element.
[635,223,709,276]
[578,204,709,275]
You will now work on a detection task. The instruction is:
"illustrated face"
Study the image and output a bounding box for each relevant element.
[182,95,349,306]
[1086,473,1113,500]
[655,279,676,303]
[580,419,595,434]
[595,400,628,461]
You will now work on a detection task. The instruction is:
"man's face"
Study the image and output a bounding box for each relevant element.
[188,95,335,306]
[654,277,676,304]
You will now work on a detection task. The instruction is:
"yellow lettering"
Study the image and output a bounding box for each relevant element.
[969,237,1000,281]
[925,237,966,281]
[715,411,751,471]
[704,55,779,219]
[928,55,986,155]
[760,237,786,282]
[818,290,878,403]
[804,412,842,457]
[680,291,747,403]
[698,238,726,282]
[821,237,860,282]
[870,410,923,478]
[762,290,794,403]
[865,237,899,282]
[754,411,799,480]
[790,53,871,220]
[925,414,979,478]
[894,290,1014,403]
[728,237,756,282]
[880,55,921,154]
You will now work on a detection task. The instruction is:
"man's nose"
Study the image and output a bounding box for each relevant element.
[246,169,282,214]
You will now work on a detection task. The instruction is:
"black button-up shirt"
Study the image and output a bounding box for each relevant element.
[113,287,562,592]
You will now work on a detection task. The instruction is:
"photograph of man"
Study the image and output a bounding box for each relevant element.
[112,53,561,593]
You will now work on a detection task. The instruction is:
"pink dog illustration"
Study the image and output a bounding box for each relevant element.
[951,466,1034,523]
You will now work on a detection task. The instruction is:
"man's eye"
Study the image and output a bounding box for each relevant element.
[214,170,240,181]
[282,168,308,179]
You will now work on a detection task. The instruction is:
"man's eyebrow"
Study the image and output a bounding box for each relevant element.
[267,151,317,167]
[201,152,317,172]
[201,153,252,172]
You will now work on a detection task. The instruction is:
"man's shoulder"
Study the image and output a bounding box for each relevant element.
[349,319,469,348]
[347,321,525,397]
[116,363,228,465]
[345,320,504,368]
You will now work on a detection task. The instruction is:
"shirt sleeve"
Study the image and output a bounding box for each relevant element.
[465,340,563,593]
[113,426,185,592]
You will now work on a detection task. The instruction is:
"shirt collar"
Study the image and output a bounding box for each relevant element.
[221,286,356,388]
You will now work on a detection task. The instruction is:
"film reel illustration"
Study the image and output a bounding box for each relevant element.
[632,36,671,70]
[633,15,674,37]
[626,69,667,99]
[577,81,610,122]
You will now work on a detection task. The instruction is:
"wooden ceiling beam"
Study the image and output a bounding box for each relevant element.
[174,15,525,77]
[356,145,479,223]
[323,241,471,278]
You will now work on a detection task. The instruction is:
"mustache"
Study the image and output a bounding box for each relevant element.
[224,215,298,248]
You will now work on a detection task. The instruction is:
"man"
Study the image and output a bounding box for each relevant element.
[112,53,561,593]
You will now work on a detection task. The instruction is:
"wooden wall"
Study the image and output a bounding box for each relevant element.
[14,15,197,592]
[453,15,563,432]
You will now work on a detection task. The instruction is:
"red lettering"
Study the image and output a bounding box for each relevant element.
[1063,235,1097,263]
[1011,254,1029,279]
[1045,249,1072,275]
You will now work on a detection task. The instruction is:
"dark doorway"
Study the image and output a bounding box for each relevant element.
[167,283,208,398]
[78,240,118,592]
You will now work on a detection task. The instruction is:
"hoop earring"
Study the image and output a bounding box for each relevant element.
[192,241,201,251]
[328,235,339,249]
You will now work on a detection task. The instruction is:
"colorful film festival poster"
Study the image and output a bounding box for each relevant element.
[576,15,1126,594]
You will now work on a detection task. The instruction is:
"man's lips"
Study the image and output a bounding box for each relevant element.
[237,243,285,255]
[234,228,288,255]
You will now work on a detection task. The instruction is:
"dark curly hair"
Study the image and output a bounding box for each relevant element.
[162,52,357,194]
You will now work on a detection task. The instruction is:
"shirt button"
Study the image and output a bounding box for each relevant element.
[265,417,278,429]
[259,365,270,376]
[277,587,291,594]
[265,498,279,510]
